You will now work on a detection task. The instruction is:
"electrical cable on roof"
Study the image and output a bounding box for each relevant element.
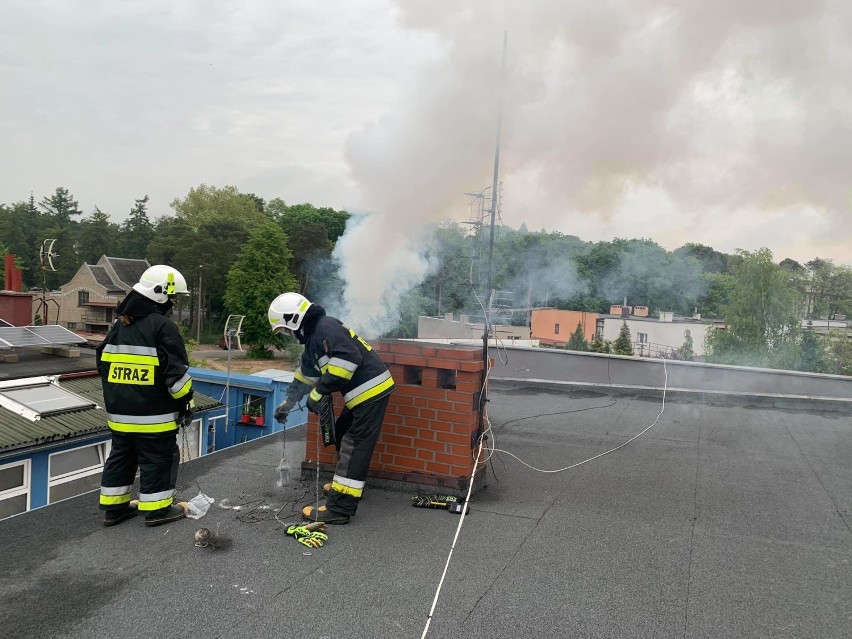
[483,358,668,473]
[420,353,669,637]
[420,432,486,639]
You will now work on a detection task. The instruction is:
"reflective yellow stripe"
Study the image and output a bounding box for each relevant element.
[171,378,193,399]
[322,364,354,380]
[331,481,362,498]
[100,352,159,366]
[100,494,132,506]
[344,375,395,409]
[294,369,316,385]
[309,388,322,402]
[349,328,372,351]
[108,420,178,433]
[137,496,173,511]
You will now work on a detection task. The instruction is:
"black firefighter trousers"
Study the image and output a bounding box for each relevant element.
[100,431,180,515]
[326,394,391,517]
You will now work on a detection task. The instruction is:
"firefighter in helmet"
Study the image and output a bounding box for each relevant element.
[268,292,394,524]
[96,264,194,527]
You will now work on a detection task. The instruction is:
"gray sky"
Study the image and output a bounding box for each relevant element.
[2,1,851,330]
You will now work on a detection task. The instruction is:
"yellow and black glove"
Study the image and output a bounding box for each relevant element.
[286,524,329,548]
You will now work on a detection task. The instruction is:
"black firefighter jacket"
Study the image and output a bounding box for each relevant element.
[290,306,394,410]
[96,291,193,434]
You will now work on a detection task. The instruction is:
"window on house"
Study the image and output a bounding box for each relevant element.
[78,290,89,306]
[177,419,203,461]
[0,459,31,519]
[242,394,266,422]
[554,323,560,335]
[67,322,77,330]
[48,442,110,504]
[638,332,649,344]
[207,416,223,454]
[0,380,96,421]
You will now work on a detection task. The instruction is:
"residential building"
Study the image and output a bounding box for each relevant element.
[597,310,724,357]
[418,313,530,341]
[188,368,306,453]
[530,309,598,346]
[50,256,150,333]
[0,346,222,520]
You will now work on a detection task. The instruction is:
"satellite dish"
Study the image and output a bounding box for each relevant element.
[40,239,57,272]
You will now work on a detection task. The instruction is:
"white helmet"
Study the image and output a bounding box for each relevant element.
[268,292,312,333]
[133,264,189,304]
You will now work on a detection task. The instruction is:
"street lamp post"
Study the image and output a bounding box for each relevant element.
[196,265,203,343]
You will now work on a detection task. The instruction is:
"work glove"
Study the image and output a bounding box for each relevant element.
[306,388,325,415]
[273,401,291,424]
[286,524,329,548]
[179,398,196,429]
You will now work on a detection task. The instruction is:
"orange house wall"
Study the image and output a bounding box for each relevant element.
[531,309,598,346]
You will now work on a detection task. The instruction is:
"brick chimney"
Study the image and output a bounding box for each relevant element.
[4,254,22,292]
[302,340,487,496]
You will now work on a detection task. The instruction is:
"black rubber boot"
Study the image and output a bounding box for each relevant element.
[302,504,350,525]
[103,503,139,527]
[145,503,187,527]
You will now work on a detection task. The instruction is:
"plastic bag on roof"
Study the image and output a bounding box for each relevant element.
[185,491,215,519]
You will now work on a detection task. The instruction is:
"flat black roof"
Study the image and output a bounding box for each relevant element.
[1,382,850,638]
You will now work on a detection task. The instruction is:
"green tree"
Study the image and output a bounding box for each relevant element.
[78,207,119,264]
[269,199,350,293]
[705,248,801,369]
[824,329,852,376]
[37,187,82,285]
[39,187,82,226]
[121,195,155,259]
[589,332,611,353]
[224,222,297,358]
[798,326,827,373]
[566,321,589,351]
[697,272,734,318]
[382,289,433,338]
[612,320,634,355]
[676,329,695,361]
[153,184,271,329]
[674,243,729,273]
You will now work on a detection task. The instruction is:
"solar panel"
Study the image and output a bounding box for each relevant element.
[0,325,87,349]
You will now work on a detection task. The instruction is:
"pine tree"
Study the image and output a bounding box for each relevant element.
[677,329,695,361]
[121,195,155,259]
[589,333,611,353]
[566,321,589,351]
[39,187,81,226]
[612,320,634,355]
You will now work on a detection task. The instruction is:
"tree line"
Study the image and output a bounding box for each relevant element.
[2,185,851,372]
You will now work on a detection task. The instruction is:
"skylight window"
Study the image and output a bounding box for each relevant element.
[0,377,98,421]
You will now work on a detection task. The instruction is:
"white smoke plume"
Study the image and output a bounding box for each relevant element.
[338,0,852,333]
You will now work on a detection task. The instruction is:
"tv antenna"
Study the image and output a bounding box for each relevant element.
[222,314,245,434]
[35,239,59,325]
[41,239,58,273]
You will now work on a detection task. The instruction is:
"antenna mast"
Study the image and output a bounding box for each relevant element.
[480,31,508,436]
